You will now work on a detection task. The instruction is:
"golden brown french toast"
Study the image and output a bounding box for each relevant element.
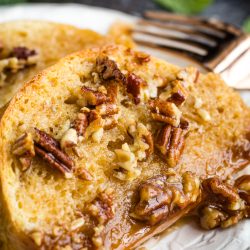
[0,44,249,249]
[0,20,103,110]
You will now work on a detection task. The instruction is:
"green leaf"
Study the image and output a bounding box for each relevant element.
[155,0,214,14]
[243,18,250,33]
[0,0,26,4]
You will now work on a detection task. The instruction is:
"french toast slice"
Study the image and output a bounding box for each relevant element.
[0,20,104,110]
[0,44,249,249]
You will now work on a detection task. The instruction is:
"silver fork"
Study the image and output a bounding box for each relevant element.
[132,11,250,90]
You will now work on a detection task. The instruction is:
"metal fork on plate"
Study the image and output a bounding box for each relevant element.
[133,11,250,89]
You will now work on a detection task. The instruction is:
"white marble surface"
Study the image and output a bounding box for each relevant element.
[0,4,249,249]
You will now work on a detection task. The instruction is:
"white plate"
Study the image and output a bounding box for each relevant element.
[0,4,249,250]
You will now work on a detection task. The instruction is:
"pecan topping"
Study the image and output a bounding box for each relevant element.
[34,128,74,178]
[106,83,118,103]
[235,175,250,206]
[131,172,200,225]
[76,168,93,181]
[81,86,107,106]
[60,128,78,150]
[96,103,119,116]
[143,132,154,158]
[203,177,239,203]
[148,99,181,127]
[155,125,186,167]
[126,73,147,105]
[96,55,125,82]
[103,114,119,130]
[167,80,189,106]
[10,46,37,60]
[127,122,154,160]
[235,175,250,193]
[72,109,89,137]
[179,118,189,130]
[134,51,151,64]
[12,132,35,170]
[177,67,199,86]
[199,176,249,229]
[114,143,140,181]
[89,189,114,225]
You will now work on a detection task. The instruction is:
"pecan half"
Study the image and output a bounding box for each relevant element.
[155,125,186,167]
[131,172,200,225]
[10,46,37,60]
[81,86,107,106]
[34,128,74,178]
[12,132,35,170]
[148,99,181,127]
[199,176,249,229]
[96,55,125,82]
[126,73,147,105]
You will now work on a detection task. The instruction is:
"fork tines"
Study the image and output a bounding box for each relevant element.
[133,11,250,73]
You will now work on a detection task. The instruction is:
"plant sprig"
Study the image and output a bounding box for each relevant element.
[155,0,214,14]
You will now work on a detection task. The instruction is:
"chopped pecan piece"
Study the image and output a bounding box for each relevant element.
[203,177,239,203]
[148,99,181,127]
[34,128,74,178]
[89,189,114,224]
[12,133,35,156]
[72,109,89,137]
[10,46,37,60]
[235,175,250,193]
[76,168,93,181]
[179,118,189,130]
[235,175,250,207]
[131,172,200,225]
[88,109,100,123]
[81,86,107,106]
[96,55,125,82]
[177,67,199,86]
[60,128,78,150]
[96,103,119,116]
[134,51,151,64]
[167,80,189,106]
[143,132,154,158]
[126,73,147,105]
[106,83,118,103]
[155,125,186,167]
[199,176,249,229]
[127,122,154,160]
[12,132,35,170]
[114,143,140,181]
[103,114,119,130]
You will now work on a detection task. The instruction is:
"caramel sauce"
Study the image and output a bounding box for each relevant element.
[103,201,199,249]
[103,137,250,249]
